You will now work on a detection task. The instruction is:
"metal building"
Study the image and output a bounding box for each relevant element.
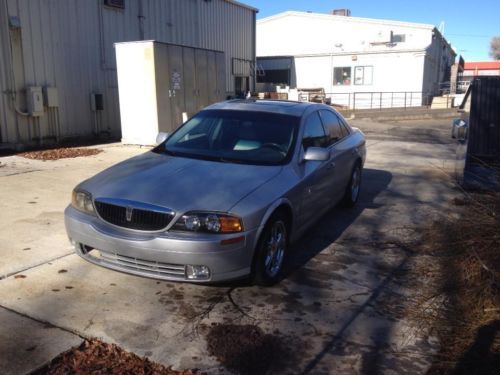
[0,0,257,149]
[256,10,455,109]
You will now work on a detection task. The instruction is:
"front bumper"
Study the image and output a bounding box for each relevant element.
[64,206,258,283]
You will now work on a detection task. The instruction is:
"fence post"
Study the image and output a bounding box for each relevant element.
[370,92,373,109]
[348,93,351,110]
[353,92,356,112]
[391,92,394,108]
[404,92,407,109]
[379,92,382,110]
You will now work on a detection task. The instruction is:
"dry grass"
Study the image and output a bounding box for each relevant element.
[409,191,500,374]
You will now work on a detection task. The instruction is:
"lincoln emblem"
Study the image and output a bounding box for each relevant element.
[125,206,133,222]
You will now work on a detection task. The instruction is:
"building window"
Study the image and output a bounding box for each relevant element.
[354,66,373,85]
[257,69,290,85]
[391,32,405,43]
[333,67,351,85]
[104,0,125,9]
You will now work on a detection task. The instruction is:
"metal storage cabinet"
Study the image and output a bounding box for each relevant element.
[116,40,226,145]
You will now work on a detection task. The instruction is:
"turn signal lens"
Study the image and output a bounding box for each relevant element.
[220,216,243,233]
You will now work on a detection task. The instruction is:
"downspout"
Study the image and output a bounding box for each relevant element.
[251,10,257,92]
[435,31,443,96]
[1,0,28,145]
[97,0,111,70]
[138,0,145,40]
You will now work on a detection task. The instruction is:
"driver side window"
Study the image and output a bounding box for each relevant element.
[302,112,328,149]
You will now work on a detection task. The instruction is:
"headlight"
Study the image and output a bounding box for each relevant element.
[173,212,243,233]
[71,189,95,215]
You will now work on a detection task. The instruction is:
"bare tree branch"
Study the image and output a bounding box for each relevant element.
[490,36,500,60]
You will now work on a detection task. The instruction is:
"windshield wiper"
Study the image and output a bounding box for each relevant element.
[218,157,247,164]
[163,148,177,156]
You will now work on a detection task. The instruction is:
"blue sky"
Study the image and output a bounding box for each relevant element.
[244,0,499,61]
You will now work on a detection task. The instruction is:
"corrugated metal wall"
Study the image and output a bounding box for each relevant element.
[0,0,256,146]
[468,77,500,159]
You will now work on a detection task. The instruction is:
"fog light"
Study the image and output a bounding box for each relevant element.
[69,238,76,247]
[186,265,210,280]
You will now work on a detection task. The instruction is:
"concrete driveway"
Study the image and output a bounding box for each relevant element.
[0,118,458,374]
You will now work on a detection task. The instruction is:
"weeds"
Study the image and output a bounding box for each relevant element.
[409,190,500,373]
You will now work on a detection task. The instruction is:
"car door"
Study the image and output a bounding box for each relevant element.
[320,110,352,199]
[298,111,332,226]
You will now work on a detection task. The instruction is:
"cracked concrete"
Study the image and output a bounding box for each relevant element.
[0,306,82,375]
[0,118,459,373]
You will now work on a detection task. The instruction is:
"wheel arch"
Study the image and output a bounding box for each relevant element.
[253,198,294,250]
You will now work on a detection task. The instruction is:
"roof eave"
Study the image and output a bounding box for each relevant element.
[224,0,258,13]
[258,10,435,30]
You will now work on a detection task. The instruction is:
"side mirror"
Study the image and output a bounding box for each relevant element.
[451,119,468,142]
[156,132,169,145]
[303,147,330,162]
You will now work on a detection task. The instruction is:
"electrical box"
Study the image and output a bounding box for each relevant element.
[115,40,226,145]
[43,87,59,107]
[26,86,44,116]
[90,93,104,111]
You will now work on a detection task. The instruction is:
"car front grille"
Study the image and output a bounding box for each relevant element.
[88,249,186,279]
[94,200,174,231]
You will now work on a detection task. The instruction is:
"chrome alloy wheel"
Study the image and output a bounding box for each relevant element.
[351,166,361,202]
[264,220,287,278]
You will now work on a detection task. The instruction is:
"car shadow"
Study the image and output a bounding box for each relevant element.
[283,167,393,279]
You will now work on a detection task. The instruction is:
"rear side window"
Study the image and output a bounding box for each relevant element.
[338,116,352,137]
[302,112,328,149]
[319,110,343,145]
[339,122,349,137]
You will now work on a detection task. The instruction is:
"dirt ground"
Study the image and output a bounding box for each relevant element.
[0,118,466,374]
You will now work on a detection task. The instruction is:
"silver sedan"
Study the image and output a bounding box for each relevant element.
[65,100,366,285]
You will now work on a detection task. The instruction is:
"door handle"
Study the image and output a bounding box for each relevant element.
[327,161,336,169]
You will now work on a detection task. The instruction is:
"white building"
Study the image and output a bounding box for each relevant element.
[0,0,257,148]
[256,11,455,109]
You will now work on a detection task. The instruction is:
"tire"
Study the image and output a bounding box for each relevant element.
[252,212,288,286]
[341,162,362,207]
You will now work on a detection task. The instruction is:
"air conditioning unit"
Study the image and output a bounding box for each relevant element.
[332,9,351,17]
[370,31,391,45]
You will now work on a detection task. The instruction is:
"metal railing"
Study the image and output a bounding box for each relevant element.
[323,91,440,111]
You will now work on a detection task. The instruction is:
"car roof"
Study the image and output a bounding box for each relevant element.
[205,99,324,117]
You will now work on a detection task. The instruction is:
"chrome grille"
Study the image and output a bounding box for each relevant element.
[95,250,186,279]
[94,199,174,231]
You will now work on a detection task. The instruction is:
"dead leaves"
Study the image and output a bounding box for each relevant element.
[34,339,197,375]
[19,147,102,161]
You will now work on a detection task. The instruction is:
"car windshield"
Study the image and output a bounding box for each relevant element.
[156,109,300,165]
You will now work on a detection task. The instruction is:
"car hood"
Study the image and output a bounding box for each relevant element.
[79,151,282,213]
